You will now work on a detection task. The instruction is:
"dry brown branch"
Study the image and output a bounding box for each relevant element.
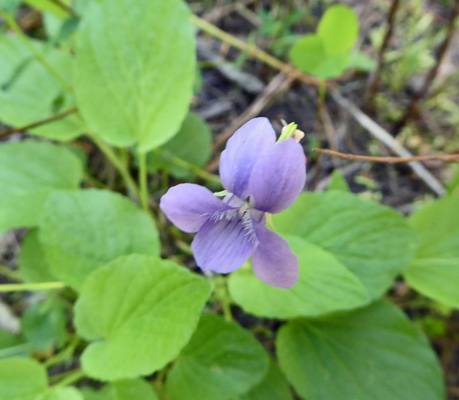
[365,0,401,103]
[313,148,459,164]
[203,0,255,24]
[331,90,446,195]
[197,39,265,94]
[0,107,78,139]
[191,14,324,88]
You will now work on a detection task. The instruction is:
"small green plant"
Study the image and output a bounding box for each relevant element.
[256,6,307,57]
[290,4,375,79]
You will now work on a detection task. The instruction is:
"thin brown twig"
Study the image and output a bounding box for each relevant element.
[394,0,459,132]
[331,90,445,195]
[365,0,401,104]
[313,148,459,164]
[0,107,78,139]
[191,14,324,88]
[203,0,255,24]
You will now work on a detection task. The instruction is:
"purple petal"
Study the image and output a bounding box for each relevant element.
[220,118,276,199]
[252,224,298,289]
[160,184,228,233]
[249,139,306,214]
[191,212,256,273]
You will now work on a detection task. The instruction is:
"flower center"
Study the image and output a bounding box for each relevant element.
[210,203,259,245]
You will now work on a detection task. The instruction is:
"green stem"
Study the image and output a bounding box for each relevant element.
[0,11,73,92]
[138,151,149,211]
[53,368,85,388]
[172,156,221,184]
[84,172,108,189]
[0,344,33,359]
[48,0,79,17]
[0,265,21,282]
[220,296,233,322]
[90,135,140,200]
[213,276,233,321]
[317,78,326,142]
[161,168,170,194]
[176,240,193,256]
[44,336,80,368]
[318,78,327,105]
[447,165,459,195]
[190,14,289,73]
[0,282,66,293]
[154,149,221,184]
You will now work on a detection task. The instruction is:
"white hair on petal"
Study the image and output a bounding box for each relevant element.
[210,205,259,245]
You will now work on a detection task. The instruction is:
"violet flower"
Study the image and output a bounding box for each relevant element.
[160,118,306,289]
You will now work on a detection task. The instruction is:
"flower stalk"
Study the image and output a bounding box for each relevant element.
[0,282,66,292]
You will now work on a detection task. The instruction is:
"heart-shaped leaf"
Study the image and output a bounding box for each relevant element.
[75,0,195,151]
[229,236,368,319]
[0,141,83,231]
[166,313,269,400]
[273,191,416,301]
[404,195,459,307]
[40,189,160,290]
[277,301,445,400]
[75,255,211,381]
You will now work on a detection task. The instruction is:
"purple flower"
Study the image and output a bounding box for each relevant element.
[160,118,306,289]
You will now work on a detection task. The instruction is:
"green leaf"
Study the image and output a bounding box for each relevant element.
[273,191,416,301]
[148,112,212,179]
[228,236,368,319]
[82,379,159,400]
[327,171,350,192]
[317,4,359,54]
[44,387,84,400]
[0,331,29,359]
[287,4,360,79]
[346,51,377,71]
[74,254,211,381]
[0,35,33,88]
[166,313,268,400]
[276,301,445,400]
[313,52,349,79]
[0,357,84,399]
[44,14,80,45]
[404,195,459,308]
[447,166,459,195]
[289,34,326,76]
[19,229,56,283]
[289,35,349,79]
[0,141,83,231]
[75,0,196,151]
[0,330,24,350]
[40,189,160,290]
[0,357,47,400]
[240,359,293,400]
[21,300,67,351]
[0,37,84,141]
